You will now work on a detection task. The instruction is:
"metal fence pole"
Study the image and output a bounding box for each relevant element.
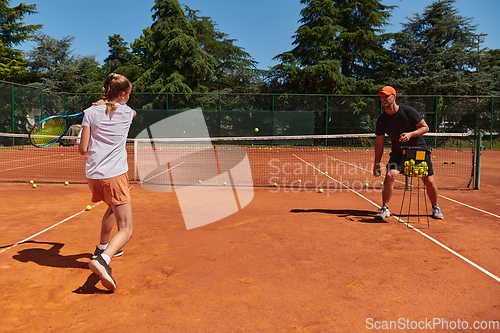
[272,94,275,136]
[475,133,483,190]
[11,83,14,134]
[325,95,329,136]
[41,88,44,120]
[491,96,494,150]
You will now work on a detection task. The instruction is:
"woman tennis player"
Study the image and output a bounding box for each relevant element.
[78,73,136,291]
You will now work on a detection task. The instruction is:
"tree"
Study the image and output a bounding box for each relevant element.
[0,0,41,82]
[270,0,395,94]
[185,6,261,92]
[26,33,100,92]
[391,0,488,95]
[479,49,500,95]
[103,34,134,71]
[133,0,215,96]
[102,34,143,83]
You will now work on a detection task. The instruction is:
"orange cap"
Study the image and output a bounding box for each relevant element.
[378,86,396,96]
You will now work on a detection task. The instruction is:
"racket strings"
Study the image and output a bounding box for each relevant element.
[30,117,68,146]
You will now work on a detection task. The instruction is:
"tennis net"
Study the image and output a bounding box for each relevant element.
[0,132,475,190]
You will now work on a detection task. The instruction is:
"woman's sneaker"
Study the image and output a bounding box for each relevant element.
[432,206,444,219]
[376,206,390,220]
[93,246,123,259]
[89,254,117,291]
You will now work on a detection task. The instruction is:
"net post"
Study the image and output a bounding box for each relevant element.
[475,133,483,190]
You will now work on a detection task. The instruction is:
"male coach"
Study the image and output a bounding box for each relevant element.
[373,86,443,220]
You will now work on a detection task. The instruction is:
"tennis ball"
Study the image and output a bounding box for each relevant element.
[273,182,278,187]
[325,171,328,175]
[85,205,92,211]
[375,170,381,176]
[29,180,34,184]
[223,181,227,185]
[318,188,323,193]
[298,179,302,183]
[198,180,202,184]
[254,127,259,133]
[64,181,69,185]
[32,184,37,188]
[365,183,369,187]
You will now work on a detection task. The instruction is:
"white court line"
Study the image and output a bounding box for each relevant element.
[324,154,500,219]
[0,165,179,255]
[294,154,500,284]
[0,153,65,166]
[0,156,82,173]
[439,195,500,219]
[141,162,184,184]
[0,203,103,255]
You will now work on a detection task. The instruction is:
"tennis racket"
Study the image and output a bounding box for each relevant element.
[29,112,84,148]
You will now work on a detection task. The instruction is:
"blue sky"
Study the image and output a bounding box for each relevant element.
[19,0,500,70]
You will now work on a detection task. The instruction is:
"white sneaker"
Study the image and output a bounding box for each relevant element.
[376,206,390,220]
[432,206,444,219]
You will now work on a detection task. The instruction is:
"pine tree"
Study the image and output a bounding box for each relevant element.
[270,0,395,94]
[104,34,134,70]
[134,0,215,94]
[0,0,41,82]
[185,6,260,92]
[391,0,487,95]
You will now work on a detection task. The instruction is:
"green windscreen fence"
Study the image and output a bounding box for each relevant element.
[0,80,498,145]
[128,109,316,138]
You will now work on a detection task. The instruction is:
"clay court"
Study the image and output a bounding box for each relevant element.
[1,146,500,331]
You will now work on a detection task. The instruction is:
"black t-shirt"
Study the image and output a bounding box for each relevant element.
[375,105,427,154]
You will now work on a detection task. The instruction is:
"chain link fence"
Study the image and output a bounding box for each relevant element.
[0,80,498,148]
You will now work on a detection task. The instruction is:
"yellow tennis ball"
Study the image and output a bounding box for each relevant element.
[64,181,69,185]
[29,180,34,184]
[298,179,302,183]
[85,205,92,211]
[254,127,259,133]
[364,183,369,187]
[318,188,323,193]
[32,184,37,188]
[61,154,64,156]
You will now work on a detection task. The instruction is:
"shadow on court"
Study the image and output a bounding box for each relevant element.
[290,208,387,223]
[73,273,113,294]
[11,240,91,269]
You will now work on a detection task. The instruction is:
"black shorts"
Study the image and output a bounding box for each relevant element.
[386,151,435,177]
